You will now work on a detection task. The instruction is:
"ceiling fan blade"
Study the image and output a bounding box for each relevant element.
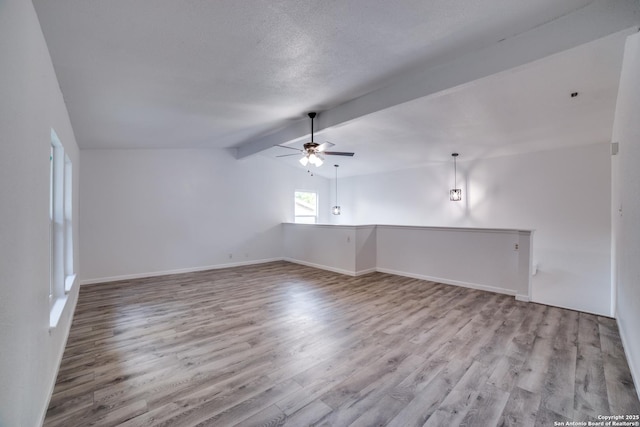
[324,151,355,156]
[276,153,301,158]
[316,141,335,152]
[275,144,302,151]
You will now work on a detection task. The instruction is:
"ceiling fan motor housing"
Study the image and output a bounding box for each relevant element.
[303,142,319,153]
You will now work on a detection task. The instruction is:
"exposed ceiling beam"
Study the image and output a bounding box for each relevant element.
[235,0,640,159]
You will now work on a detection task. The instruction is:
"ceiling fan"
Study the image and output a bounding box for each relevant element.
[276,112,355,167]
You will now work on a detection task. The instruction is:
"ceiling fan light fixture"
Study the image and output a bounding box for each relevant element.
[308,152,318,165]
[280,112,354,168]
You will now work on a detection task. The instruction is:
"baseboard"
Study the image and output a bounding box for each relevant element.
[375,267,517,297]
[515,294,531,302]
[80,258,283,285]
[617,314,640,398]
[529,297,611,317]
[354,267,377,276]
[82,259,522,298]
[281,261,519,296]
[283,258,357,277]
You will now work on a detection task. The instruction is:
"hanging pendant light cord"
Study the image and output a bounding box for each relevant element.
[335,165,339,205]
[454,156,457,189]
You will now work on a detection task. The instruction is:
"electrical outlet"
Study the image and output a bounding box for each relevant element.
[514,243,519,251]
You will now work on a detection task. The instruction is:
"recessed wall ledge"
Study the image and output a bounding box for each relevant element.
[283,222,535,234]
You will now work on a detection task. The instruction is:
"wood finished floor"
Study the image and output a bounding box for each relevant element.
[45,261,640,427]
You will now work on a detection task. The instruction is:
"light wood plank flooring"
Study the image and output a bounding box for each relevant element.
[45,261,640,426]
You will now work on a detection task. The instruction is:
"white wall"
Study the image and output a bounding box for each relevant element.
[355,225,377,273]
[376,226,531,298]
[612,31,640,392]
[0,1,81,425]
[332,143,611,315]
[283,224,358,275]
[80,149,329,283]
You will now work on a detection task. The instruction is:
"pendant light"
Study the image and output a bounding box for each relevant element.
[332,164,341,215]
[450,153,462,201]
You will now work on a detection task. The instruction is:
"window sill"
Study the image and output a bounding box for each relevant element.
[49,296,68,331]
[65,273,77,293]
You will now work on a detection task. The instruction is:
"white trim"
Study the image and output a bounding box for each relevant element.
[354,267,377,276]
[375,267,517,297]
[282,222,533,234]
[84,259,377,286]
[281,259,518,297]
[515,295,531,302]
[65,273,77,293]
[373,224,534,234]
[282,223,377,229]
[283,257,357,277]
[530,297,611,317]
[616,315,640,395]
[79,258,282,285]
[48,296,68,330]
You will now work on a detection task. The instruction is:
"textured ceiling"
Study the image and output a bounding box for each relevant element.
[33,0,640,177]
[266,30,628,177]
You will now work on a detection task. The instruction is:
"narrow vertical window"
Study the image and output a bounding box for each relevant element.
[49,144,54,302]
[294,191,318,224]
[49,129,75,328]
[64,154,74,292]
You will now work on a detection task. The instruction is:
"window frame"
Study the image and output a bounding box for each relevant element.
[49,129,75,329]
[294,190,318,224]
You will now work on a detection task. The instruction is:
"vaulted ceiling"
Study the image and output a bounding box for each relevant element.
[34,0,640,177]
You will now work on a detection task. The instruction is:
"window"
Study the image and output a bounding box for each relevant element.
[49,144,54,302]
[64,154,74,291]
[50,129,75,329]
[294,191,318,223]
